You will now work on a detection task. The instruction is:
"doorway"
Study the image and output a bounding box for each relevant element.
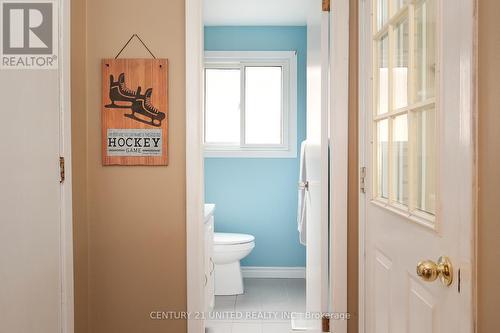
[186,0,339,332]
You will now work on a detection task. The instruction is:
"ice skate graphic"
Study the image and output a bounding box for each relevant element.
[105,73,141,109]
[125,88,166,127]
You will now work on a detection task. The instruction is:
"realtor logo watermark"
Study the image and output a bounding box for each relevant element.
[1,0,58,69]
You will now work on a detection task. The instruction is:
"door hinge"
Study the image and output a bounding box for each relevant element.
[360,166,367,193]
[59,156,65,183]
[322,315,330,332]
[322,0,330,11]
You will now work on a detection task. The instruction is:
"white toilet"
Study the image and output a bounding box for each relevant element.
[213,232,255,295]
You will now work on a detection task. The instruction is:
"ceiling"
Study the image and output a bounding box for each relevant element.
[204,0,311,26]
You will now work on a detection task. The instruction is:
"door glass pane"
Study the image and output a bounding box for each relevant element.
[377,119,389,199]
[204,68,241,144]
[415,108,436,214]
[245,66,282,145]
[414,0,436,102]
[377,0,389,30]
[392,0,408,13]
[392,114,408,205]
[393,19,409,110]
[377,34,389,115]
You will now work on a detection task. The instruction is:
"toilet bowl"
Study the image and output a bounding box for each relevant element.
[213,233,255,295]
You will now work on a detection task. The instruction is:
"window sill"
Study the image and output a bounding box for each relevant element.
[204,148,297,159]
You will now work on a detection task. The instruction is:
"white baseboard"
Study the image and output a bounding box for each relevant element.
[241,266,306,279]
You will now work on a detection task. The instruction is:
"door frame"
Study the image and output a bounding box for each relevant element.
[330,0,350,333]
[185,0,205,332]
[358,1,368,332]
[357,0,478,332]
[61,0,74,331]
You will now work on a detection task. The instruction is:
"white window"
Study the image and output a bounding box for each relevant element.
[372,0,437,224]
[204,51,297,158]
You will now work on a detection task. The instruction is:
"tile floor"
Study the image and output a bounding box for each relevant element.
[206,278,306,333]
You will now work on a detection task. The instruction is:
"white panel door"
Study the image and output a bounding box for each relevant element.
[361,0,474,333]
[0,61,64,332]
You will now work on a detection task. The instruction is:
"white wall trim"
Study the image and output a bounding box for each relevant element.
[457,1,477,332]
[329,1,349,333]
[241,266,306,279]
[60,0,74,331]
[186,0,205,333]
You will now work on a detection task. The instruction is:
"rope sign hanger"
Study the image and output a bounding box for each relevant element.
[114,34,157,59]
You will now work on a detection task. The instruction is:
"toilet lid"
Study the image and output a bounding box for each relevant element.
[214,233,255,245]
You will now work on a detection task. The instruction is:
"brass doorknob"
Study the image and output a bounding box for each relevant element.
[416,256,453,286]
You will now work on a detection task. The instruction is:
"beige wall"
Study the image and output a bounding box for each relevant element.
[477,0,500,332]
[71,0,88,332]
[72,0,187,332]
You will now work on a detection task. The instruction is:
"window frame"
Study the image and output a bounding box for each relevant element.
[371,0,440,228]
[203,51,297,158]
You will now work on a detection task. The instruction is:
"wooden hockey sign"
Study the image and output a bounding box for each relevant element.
[101,58,168,166]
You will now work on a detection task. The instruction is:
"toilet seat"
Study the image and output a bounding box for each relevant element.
[214,233,255,245]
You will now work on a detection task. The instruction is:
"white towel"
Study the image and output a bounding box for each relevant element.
[297,140,308,246]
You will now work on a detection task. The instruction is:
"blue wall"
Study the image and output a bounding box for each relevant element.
[204,26,306,267]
